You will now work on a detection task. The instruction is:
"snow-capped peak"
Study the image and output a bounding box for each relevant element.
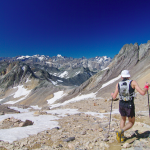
[57,54,63,58]
[103,56,108,60]
[17,55,31,60]
[17,55,49,61]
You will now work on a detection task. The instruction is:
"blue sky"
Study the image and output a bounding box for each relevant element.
[0,0,150,58]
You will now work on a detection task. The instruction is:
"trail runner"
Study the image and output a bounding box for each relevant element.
[111,70,149,143]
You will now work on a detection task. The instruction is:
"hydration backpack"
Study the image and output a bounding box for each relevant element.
[118,80,134,101]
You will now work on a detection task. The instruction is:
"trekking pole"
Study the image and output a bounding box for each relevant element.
[146,82,150,118]
[147,90,150,118]
[108,96,113,134]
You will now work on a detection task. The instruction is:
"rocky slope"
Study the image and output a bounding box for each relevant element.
[0,92,149,150]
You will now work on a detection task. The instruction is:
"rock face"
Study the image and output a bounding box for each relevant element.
[0,62,36,89]
[0,105,20,114]
[139,40,150,60]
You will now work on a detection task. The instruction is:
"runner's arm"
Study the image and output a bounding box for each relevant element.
[132,80,149,95]
[111,83,119,100]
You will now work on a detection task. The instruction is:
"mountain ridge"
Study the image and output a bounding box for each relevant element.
[0,54,112,71]
[0,40,150,106]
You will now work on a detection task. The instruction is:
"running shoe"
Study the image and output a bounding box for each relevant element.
[116,129,123,143]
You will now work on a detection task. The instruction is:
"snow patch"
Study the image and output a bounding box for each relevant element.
[59,71,68,78]
[57,80,63,82]
[47,91,66,105]
[50,79,57,85]
[22,66,26,71]
[103,56,108,60]
[85,109,119,118]
[37,55,47,61]
[57,54,63,58]
[4,95,29,105]
[0,99,4,102]
[74,71,81,76]
[102,67,109,71]
[4,85,31,104]
[47,109,79,117]
[9,106,29,113]
[46,62,51,64]
[98,58,103,63]
[17,55,49,61]
[17,55,30,60]
[13,85,31,98]
[26,78,31,83]
[50,93,96,109]
[95,74,121,94]
[30,105,41,110]
[53,73,58,76]
[101,75,121,89]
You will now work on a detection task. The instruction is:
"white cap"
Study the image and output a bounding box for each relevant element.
[121,70,130,78]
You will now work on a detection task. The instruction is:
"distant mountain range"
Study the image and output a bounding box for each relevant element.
[0,54,112,105]
[0,54,112,72]
[0,55,112,82]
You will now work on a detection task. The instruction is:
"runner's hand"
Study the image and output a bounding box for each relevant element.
[111,93,114,97]
[144,82,149,90]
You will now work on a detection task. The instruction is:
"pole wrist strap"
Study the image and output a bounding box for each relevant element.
[144,85,149,90]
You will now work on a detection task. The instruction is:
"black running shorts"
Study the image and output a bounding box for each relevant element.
[119,102,135,118]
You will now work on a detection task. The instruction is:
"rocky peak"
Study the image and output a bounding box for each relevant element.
[117,41,150,62]
[139,41,150,60]
[0,62,36,90]
[117,43,139,57]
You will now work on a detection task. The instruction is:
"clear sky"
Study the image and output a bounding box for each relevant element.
[0,0,150,58]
